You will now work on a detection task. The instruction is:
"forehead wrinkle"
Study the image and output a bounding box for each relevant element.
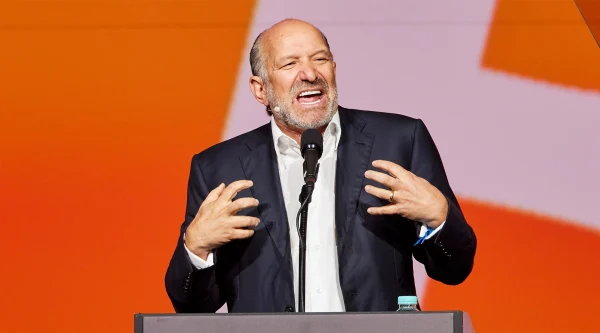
[260,19,331,77]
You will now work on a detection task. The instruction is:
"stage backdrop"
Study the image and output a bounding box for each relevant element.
[1,1,599,332]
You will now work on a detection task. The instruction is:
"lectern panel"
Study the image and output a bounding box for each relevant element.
[134,311,474,333]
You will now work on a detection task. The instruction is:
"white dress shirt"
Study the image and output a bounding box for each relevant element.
[184,110,444,312]
[271,111,345,312]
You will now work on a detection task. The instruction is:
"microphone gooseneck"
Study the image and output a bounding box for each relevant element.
[296,128,323,313]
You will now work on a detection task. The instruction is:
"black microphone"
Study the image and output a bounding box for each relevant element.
[300,129,323,185]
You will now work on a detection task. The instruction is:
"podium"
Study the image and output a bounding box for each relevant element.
[134,311,474,333]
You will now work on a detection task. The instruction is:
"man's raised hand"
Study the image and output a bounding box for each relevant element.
[184,180,260,260]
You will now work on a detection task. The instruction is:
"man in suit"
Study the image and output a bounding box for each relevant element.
[165,18,476,313]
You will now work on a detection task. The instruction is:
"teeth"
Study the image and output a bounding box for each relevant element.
[299,90,321,97]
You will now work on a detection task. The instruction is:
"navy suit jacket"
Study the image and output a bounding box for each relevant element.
[165,107,477,313]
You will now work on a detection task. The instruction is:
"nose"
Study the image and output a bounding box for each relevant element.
[298,63,317,82]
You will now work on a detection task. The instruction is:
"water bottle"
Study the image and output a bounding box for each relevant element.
[396,296,418,311]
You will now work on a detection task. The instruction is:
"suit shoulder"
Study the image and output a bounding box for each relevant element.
[342,107,421,129]
[192,123,270,167]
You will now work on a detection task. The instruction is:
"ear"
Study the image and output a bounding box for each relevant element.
[332,61,336,74]
[249,76,268,107]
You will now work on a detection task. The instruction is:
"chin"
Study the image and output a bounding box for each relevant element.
[294,109,334,129]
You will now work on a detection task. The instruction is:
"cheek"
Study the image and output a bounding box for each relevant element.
[320,67,336,87]
[271,74,297,93]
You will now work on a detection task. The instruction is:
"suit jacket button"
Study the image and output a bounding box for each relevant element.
[285,306,294,312]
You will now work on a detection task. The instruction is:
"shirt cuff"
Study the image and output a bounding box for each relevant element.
[419,221,445,240]
[183,233,214,269]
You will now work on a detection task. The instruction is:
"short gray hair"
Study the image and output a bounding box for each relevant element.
[250,30,268,79]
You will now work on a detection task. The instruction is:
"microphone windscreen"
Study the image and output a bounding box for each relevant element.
[273,106,280,112]
[301,129,323,155]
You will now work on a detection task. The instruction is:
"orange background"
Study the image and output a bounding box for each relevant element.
[1,1,599,332]
[0,1,256,332]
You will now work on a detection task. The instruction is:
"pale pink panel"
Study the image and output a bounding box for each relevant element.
[223,0,600,304]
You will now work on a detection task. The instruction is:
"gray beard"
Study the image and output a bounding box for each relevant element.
[266,85,338,130]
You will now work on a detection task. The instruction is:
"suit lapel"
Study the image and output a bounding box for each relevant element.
[335,109,374,311]
[238,125,291,262]
[335,108,374,252]
[239,111,373,260]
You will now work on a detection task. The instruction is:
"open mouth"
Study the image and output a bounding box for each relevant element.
[296,89,324,105]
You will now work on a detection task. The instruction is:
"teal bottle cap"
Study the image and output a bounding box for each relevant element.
[397,296,418,305]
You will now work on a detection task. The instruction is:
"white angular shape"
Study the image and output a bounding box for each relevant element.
[223,0,600,309]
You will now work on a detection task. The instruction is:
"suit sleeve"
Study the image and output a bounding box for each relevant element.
[164,154,225,312]
[410,119,477,285]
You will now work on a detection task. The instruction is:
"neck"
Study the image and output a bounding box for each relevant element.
[274,118,328,146]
